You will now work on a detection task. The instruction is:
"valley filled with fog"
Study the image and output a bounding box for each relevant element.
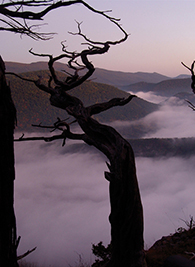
[14,90,195,267]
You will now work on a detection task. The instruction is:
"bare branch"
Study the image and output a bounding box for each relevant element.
[181,61,194,74]
[6,70,55,94]
[14,126,87,146]
[185,99,195,111]
[68,20,108,47]
[31,117,72,132]
[6,71,37,83]
[87,95,137,116]
[15,236,21,250]
[0,0,128,41]
[0,14,55,40]
[181,61,195,94]
[15,132,67,143]
[17,247,36,261]
[15,118,85,147]
[29,48,52,58]
[1,0,53,9]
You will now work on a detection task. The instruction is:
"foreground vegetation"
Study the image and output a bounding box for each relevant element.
[18,222,195,267]
[92,218,195,267]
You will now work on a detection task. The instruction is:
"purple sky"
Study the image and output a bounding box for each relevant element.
[1,0,195,76]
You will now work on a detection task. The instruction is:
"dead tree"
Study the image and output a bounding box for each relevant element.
[0,56,18,267]
[1,1,128,266]
[14,22,147,267]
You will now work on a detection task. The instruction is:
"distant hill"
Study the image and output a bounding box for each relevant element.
[121,78,192,97]
[6,70,158,131]
[5,61,170,87]
[174,74,190,79]
[173,92,195,104]
[92,69,170,87]
[130,137,195,157]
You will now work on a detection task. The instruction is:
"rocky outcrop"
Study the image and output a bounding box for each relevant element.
[146,228,195,267]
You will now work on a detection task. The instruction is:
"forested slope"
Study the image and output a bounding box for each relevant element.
[7,70,158,131]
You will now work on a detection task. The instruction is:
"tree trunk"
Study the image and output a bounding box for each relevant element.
[18,43,147,265]
[0,56,18,267]
[76,116,146,267]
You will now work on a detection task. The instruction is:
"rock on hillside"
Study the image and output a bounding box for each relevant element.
[146,227,195,267]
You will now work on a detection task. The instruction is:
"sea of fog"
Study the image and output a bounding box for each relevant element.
[14,92,195,267]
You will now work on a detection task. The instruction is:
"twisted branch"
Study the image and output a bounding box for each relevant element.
[17,247,36,261]
[0,0,128,41]
[28,15,127,92]
[14,118,87,146]
[87,95,137,116]
[181,61,195,94]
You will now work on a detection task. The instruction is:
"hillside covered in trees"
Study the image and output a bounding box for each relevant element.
[7,70,158,131]
[121,78,192,97]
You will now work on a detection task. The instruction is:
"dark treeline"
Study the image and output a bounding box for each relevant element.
[47,137,195,158]
[130,137,195,157]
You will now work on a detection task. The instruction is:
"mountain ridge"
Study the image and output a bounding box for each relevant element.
[6,69,158,131]
[121,78,192,97]
[5,61,171,87]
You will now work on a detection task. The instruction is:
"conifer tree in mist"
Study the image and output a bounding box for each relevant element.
[2,1,146,266]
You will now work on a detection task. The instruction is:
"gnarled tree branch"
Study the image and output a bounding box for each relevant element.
[8,3,146,264]
[87,95,137,116]
[12,36,146,267]
[14,118,90,147]
[181,61,195,94]
[0,0,129,40]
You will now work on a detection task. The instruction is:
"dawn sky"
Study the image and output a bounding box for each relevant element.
[1,0,195,77]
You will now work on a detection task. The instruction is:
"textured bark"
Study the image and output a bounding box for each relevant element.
[47,87,147,266]
[13,38,147,264]
[0,56,18,267]
[1,1,133,266]
[75,115,146,267]
[12,17,145,264]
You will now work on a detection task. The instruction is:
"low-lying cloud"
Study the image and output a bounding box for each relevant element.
[14,93,195,266]
[136,156,195,248]
[14,137,195,266]
[142,97,195,138]
[15,139,109,267]
[129,91,168,104]
[110,95,195,139]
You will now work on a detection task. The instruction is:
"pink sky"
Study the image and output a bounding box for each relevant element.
[1,0,195,77]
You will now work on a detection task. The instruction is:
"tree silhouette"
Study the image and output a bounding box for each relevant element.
[0,55,18,267]
[181,61,195,94]
[0,1,132,266]
[14,20,146,266]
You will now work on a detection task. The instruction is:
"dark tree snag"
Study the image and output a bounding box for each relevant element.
[0,56,18,267]
[1,1,129,266]
[13,23,146,265]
